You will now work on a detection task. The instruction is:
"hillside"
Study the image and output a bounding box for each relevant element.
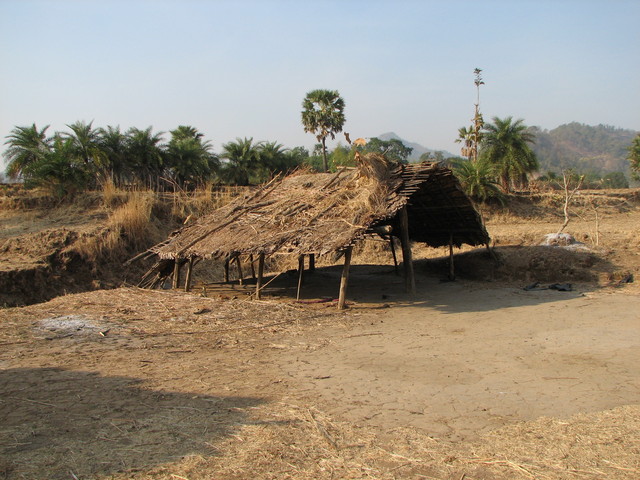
[530,122,637,175]
[377,124,638,178]
[377,132,456,161]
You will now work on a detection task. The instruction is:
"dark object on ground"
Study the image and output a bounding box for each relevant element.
[523,282,573,292]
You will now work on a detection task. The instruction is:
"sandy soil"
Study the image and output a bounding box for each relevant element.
[1,188,639,479]
[1,272,639,479]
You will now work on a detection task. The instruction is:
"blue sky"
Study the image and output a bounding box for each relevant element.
[1,0,638,165]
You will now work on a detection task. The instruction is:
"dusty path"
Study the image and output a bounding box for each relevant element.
[278,277,640,441]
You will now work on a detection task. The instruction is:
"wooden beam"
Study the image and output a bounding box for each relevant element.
[296,254,305,300]
[172,258,181,289]
[398,206,416,294]
[249,254,256,280]
[389,236,399,275]
[485,242,499,263]
[448,233,455,281]
[256,253,265,300]
[223,256,230,283]
[184,257,195,292]
[337,246,353,310]
[235,255,244,285]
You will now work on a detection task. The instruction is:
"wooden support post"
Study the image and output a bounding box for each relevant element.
[448,233,455,281]
[337,246,353,310]
[223,256,230,283]
[296,254,305,300]
[184,257,195,292]
[309,253,315,272]
[389,236,399,275]
[398,206,416,294]
[235,255,244,285]
[172,258,181,289]
[249,254,256,280]
[256,253,265,300]
[485,242,499,263]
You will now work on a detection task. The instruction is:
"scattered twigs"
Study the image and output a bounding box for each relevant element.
[10,396,57,408]
[307,408,339,450]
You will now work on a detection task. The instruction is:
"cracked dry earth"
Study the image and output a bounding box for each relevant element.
[277,278,640,442]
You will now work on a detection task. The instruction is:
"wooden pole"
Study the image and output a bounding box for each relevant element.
[256,253,265,300]
[172,258,181,289]
[223,256,230,283]
[235,255,244,285]
[337,246,353,310]
[249,254,256,280]
[296,254,305,300]
[485,242,499,263]
[448,233,455,281]
[398,206,416,294]
[184,257,195,292]
[389,236,399,275]
[309,253,316,272]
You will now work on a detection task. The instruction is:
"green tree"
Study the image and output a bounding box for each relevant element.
[166,126,219,188]
[22,135,89,197]
[363,137,412,164]
[601,171,629,189]
[62,121,107,185]
[330,143,356,169]
[453,158,504,204]
[629,134,640,181]
[220,137,264,185]
[98,125,130,186]
[3,123,52,180]
[455,126,476,161]
[301,89,345,172]
[258,141,305,180]
[481,116,538,192]
[126,127,166,189]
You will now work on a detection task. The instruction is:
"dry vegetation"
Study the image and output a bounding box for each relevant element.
[1,184,639,479]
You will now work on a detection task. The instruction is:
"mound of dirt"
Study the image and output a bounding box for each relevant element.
[419,244,611,284]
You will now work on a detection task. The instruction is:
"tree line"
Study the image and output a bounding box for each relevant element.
[2,122,311,194]
[5,85,638,198]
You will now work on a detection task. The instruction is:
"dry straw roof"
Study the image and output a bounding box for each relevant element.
[152,156,489,261]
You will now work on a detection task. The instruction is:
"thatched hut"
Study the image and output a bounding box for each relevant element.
[139,156,490,308]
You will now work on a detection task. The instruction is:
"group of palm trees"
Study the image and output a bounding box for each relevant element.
[454,116,539,202]
[4,111,541,203]
[2,122,306,194]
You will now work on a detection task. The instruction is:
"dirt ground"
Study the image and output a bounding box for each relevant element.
[1,188,640,479]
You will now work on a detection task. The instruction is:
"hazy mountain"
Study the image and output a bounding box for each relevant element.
[377,132,456,161]
[528,123,637,175]
[377,124,638,175]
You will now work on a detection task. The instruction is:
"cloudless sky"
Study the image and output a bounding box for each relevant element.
[1,0,638,166]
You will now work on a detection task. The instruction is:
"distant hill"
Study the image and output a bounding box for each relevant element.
[377,132,456,161]
[529,123,638,176]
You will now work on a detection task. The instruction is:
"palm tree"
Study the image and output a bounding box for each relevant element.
[62,121,107,185]
[166,126,219,188]
[125,127,166,189]
[22,135,89,197]
[220,137,263,186]
[481,116,538,192]
[301,89,345,172]
[453,158,504,204]
[98,125,130,186]
[258,141,300,180]
[3,123,52,180]
[455,126,475,161]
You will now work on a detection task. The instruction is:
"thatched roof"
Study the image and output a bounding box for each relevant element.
[151,158,489,261]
